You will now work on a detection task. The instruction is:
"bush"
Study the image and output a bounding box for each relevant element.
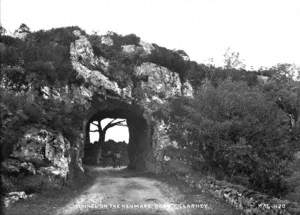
[146,44,188,81]
[117,33,140,46]
[159,79,295,196]
[89,32,140,58]
[0,87,86,159]
[89,33,189,83]
[89,33,143,88]
[1,27,84,88]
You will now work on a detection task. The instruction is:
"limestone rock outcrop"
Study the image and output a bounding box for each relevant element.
[68,30,193,172]
[1,127,73,194]
[1,27,194,191]
[11,128,71,178]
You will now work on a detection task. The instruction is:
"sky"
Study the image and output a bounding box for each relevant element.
[2,0,299,142]
[89,119,129,143]
[1,0,300,69]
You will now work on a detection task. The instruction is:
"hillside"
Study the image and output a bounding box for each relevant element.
[1,24,300,214]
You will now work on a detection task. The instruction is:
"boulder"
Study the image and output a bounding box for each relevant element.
[4,191,34,207]
[20,162,36,175]
[122,44,140,54]
[134,62,182,100]
[10,128,71,178]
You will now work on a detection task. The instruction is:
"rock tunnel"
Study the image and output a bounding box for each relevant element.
[83,98,153,170]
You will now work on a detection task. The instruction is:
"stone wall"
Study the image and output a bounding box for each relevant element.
[173,172,300,215]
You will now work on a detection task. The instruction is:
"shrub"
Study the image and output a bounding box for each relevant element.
[89,33,143,88]
[0,87,86,159]
[146,44,188,81]
[159,79,295,196]
[1,27,84,88]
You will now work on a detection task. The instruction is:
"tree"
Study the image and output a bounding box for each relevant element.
[161,79,294,195]
[89,119,127,163]
[14,23,30,34]
[13,24,30,40]
[223,48,246,70]
[0,25,7,35]
[90,119,127,144]
[262,63,300,129]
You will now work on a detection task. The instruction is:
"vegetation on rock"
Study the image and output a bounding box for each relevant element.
[1,24,300,199]
[0,25,87,159]
[155,69,300,196]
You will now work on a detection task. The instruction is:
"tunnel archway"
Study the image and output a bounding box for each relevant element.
[83,98,153,171]
[89,118,129,144]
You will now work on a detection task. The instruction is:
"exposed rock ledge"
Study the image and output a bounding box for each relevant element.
[1,127,82,196]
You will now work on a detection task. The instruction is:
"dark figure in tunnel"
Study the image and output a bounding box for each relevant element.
[113,152,121,168]
[99,150,121,168]
[98,150,112,167]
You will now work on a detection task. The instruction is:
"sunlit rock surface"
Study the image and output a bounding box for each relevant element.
[4,191,34,208]
[134,62,182,99]
[2,28,194,193]
[69,30,194,172]
[2,127,71,193]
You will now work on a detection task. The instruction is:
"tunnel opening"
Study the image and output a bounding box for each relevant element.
[85,118,130,167]
[82,99,153,171]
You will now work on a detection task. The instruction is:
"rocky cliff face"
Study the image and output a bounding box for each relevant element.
[1,28,194,192]
[70,30,193,103]
[69,30,193,172]
[1,127,75,195]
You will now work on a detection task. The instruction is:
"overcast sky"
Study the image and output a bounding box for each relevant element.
[2,0,300,69]
[2,0,300,142]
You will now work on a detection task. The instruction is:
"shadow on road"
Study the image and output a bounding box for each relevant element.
[5,166,240,215]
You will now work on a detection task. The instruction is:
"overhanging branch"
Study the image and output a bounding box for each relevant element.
[90,122,99,126]
[89,129,100,132]
[103,119,127,132]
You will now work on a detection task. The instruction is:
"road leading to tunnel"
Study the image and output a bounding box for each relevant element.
[5,167,240,215]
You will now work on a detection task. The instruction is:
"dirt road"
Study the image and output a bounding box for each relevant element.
[5,167,240,215]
